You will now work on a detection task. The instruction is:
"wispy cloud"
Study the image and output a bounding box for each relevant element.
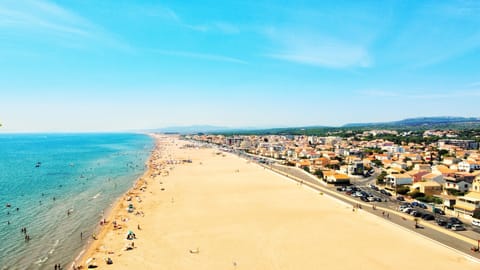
[131,3,239,35]
[151,49,247,64]
[181,21,240,34]
[212,22,240,34]
[0,0,130,51]
[408,90,480,99]
[389,1,480,68]
[358,89,480,99]
[468,81,480,87]
[265,29,372,68]
[358,90,399,97]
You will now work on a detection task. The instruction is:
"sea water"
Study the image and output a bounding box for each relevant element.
[0,133,153,269]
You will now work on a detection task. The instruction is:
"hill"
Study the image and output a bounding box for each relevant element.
[343,116,480,128]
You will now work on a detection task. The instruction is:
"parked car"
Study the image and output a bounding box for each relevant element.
[396,196,405,201]
[433,208,445,215]
[418,203,427,209]
[422,214,435,220]
[448,217,463,225]
[472,219,480,227]
[436,218,447,226]
[411,211,423,217]
[451,224,465,231]
[380,190,392,196]
[403,208,413,214]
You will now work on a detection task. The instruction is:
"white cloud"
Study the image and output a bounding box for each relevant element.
[359,89,480,99]
[213,22,240,34]
[359,90,399,97]
[151,49,247,64]
[409,90,480,99]
[0,0,130,51]
[266,30,372,68]
[468,81,480,87]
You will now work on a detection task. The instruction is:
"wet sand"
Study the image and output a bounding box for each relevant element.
[75,135,479,269]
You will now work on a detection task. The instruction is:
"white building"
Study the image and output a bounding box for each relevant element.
[385,173,413,187]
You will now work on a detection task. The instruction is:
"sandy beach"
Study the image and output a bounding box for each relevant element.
[74,135,479,269]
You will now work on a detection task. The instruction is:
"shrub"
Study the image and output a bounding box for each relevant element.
[408,191,425,199]
[396,186,410,195]
[446,188,465,196]
[314,169,324,178]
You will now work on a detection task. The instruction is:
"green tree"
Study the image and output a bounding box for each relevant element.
[408,191,425,199]
[473,209,480,219]
[396,186,410,195]
[376,171,387,185]
[372,159,383,167]
[314,169,324,178]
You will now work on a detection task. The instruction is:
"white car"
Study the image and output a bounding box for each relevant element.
[472,219,480,227]
[451,224,465,231]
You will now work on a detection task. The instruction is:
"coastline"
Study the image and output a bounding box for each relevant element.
[72,133,160,269]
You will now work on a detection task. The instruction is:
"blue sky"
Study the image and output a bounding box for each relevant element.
[1,0,480,132]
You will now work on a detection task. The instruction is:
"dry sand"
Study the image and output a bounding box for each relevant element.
[75,135,479,269]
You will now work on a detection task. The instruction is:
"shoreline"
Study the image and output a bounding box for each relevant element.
[72,133,160,269]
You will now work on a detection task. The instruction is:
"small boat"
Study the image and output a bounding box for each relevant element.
[6,203,11,208]
[35,162,41,168]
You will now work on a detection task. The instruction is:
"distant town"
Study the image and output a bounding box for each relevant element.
[187,128,480,227]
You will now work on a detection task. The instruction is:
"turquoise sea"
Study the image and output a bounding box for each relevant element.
[0,133,153,270]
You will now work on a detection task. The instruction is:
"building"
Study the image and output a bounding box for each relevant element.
[414,164,432,172]
[385,173,413,187]
[438,139,479,150]
[432,165,456,177]
[410,181,442,196]
[324,171,350,185]
[454,192,480,216]
[407,170,430,182]
[421,173,444,185]
[444,177,472,193]
[473,176,480,193]
[347,161,364,175]
[458,161,480,172]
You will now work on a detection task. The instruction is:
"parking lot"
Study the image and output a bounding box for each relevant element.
[335,183,480,236]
